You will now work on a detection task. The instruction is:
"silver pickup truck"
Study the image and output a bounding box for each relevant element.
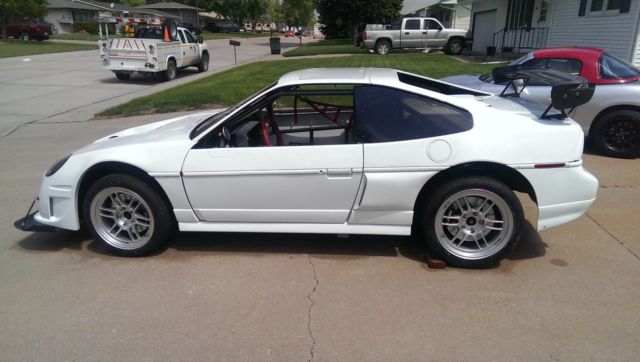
[363,17,473,55]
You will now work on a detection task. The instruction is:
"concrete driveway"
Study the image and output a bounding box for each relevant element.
[0,36,311,137]
[0,111,638,360]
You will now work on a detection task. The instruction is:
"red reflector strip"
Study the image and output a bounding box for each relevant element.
[534,163,566,169]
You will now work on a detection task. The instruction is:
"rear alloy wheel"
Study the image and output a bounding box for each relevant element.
[591,110,640,158]
[198,53,209,72]
[375,40,391,55]
[446,38,464,55]
[422,177,523,268]
[163,60,177,81]
[84,174,174,256]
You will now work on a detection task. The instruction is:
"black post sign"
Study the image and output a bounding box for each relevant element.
[229,40,241,65]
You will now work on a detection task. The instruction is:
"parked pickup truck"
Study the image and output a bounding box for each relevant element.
[363,17,473,55]
[99,25,209,81]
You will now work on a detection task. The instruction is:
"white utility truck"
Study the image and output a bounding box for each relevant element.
[98,17,209,81]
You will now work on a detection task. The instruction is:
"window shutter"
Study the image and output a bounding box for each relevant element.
[620,0,631,13]
[578,0,587,16]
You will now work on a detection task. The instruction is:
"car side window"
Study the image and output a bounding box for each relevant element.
[423,20,442,30]
[545,58,582,75]
[202,85,356,148]
[353,86,473,143]
[521,58,548,69]
[184,30,197,43]
[405,19,421,30]
[177,30,186,43]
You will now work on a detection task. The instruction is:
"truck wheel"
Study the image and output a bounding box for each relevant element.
[198,52,209,72]
[21,31,31,42]
[375,40,391,55]
[115,72,131,81]
[163,60,177,81]
[445,38,464,55]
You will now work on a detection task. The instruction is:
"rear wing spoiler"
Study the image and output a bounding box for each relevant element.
[492,65,596,120]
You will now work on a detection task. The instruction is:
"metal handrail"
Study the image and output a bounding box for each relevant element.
[493,27,549,53]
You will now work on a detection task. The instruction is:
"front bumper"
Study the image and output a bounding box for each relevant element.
[14,212,55,232]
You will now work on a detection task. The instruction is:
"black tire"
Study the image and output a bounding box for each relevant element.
[198,52,209,72]
[83,174,174,256]
[375,40,391,55]
[421,177,523,268]
[163,59,177,81]
[445,38,464,55]
[115,72,130,81]
[590,109,640,158]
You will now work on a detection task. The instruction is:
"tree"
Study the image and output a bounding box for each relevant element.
[316,0,401,38]
[208,0,268,28]
[245,0,268,29]
[267,0,283,33]
[121,0,145,6]
[281,0,314,30]
[0,0,47,39]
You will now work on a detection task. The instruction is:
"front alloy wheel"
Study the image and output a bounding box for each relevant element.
[422,177,523,268]
[84,174,174,256]
[90,187,155,250]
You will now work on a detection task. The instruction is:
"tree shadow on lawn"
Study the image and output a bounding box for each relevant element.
[16,220,546,268]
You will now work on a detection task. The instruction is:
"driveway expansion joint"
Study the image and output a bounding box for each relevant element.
[587,213,640,261]
[306,254,318,362]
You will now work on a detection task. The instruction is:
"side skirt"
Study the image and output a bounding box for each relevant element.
[178,222,411,236]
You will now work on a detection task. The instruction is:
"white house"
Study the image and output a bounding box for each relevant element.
[403,0,472,29]
[464,0,640,66]
[46,0,178,33]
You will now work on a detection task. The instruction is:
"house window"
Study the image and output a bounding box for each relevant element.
[588,0,622,14]
[538,1,549,23]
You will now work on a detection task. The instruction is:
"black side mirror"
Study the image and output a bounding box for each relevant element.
[197,36,204,44]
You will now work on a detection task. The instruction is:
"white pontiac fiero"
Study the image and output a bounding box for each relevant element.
[16,68,598,268]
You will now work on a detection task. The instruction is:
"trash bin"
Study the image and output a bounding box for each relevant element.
[270,37,281,54]
[486,46,497,57]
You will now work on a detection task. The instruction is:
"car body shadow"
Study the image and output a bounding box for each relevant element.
[16,220,545,268]
[98,68,200,85]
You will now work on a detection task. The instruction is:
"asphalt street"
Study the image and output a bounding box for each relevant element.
[0,36,310,137]
[0,39,639,361]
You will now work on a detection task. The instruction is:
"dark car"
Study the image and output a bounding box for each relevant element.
[7,20,53,41]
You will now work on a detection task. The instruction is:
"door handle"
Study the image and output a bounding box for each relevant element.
[404,32,410,35]
[326,168,353,178]
[422,32,427,34]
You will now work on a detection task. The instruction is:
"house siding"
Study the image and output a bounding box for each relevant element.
[454,6,471,29]
[546,0,640,64]
[45,9,74,33]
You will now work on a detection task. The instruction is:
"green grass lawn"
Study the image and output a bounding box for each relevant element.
[283,38,367,57]
[0,39,96,58]
[98,54,495,118]
[51,33,101,41]
[201,31,275,40]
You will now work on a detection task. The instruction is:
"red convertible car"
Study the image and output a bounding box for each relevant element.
[444,47,640,158]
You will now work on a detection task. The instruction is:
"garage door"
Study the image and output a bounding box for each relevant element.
[472,10,497,53]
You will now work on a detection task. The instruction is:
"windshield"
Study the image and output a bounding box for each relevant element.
[599,53,640,79]
[190,81,277,139]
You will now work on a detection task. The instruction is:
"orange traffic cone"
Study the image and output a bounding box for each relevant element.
[163,26,170,42]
